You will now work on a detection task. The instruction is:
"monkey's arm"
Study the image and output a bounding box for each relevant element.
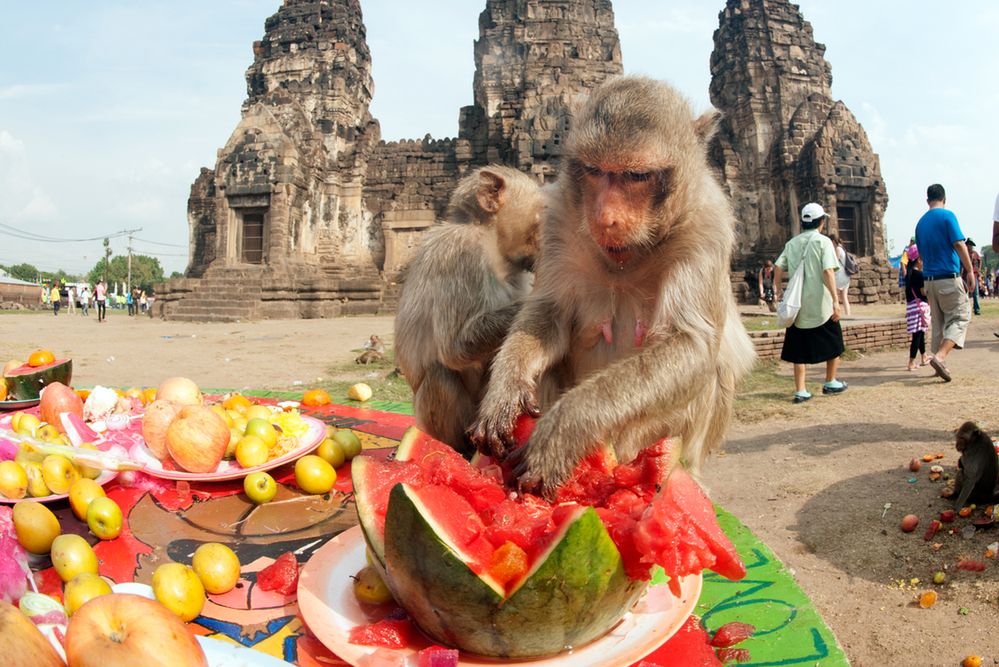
[469,295,571,458]
[512,324,717,497]
[438,302,522,371]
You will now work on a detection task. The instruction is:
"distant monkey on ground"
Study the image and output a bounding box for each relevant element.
[470,76,757,497]
[944,421,999,509]
[355,335,386,364]
[394,165,545,455]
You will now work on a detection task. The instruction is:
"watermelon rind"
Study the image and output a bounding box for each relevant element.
[350,456,386,568]
[3,359,72,400]
[383,483,648,659]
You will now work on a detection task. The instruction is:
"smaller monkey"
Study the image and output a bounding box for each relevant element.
[944,421,999,509]
[355,335,386,364]
[364,334,386,354]
[394,165,545,455]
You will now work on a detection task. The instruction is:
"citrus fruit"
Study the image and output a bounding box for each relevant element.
[302,388,331,407]
[27,349,55,368]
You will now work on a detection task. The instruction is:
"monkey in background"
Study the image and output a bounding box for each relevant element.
[470,76,757,497]
[942,421,999,509]
[394,165,545,455]
[355,335,386,364]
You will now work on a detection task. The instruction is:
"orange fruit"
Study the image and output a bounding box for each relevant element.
[222,394,253,412]
[302,389,331,407]
[75,388,91,402]
[142,387,158,404]
[27,350,55,368]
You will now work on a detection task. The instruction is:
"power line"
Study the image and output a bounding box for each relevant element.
[0,222,131,243]
[133,236,187,248]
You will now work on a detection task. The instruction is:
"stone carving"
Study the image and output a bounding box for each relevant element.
[158,0,894,321]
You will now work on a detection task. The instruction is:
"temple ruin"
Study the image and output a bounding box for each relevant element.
[157,0,895,321]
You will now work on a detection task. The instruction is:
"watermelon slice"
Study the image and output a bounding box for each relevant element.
[352,426,745,658]
[3,359,72,400]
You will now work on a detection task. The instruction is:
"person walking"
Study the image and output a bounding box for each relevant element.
[913,183,974,382]
[963,239,981,315]
[95,279,107,323]
[67,285,77,314]
[50,281,61,316]
[829,235,852,317]
[758,259,776,312]
[80,284,91,316]
[904,246,931,370]
[774,203,848,403]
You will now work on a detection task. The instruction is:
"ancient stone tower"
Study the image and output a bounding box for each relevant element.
[709,0,893,301]
[160,0,893,320]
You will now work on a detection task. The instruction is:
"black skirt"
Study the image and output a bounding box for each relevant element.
[780,318,845,364]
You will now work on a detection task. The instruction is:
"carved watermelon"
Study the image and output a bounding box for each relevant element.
[351,425,745,658]
[3,358,72,400]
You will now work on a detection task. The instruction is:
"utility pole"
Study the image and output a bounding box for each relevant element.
[124,227,142,293]
[102,238,111,283]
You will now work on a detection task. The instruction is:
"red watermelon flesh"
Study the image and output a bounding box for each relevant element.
[354,425,744,595]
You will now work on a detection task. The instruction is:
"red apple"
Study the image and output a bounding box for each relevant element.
[39,381,84,434]
[900,514,919,533]
[0,600,65,667]
[141,399,182,460]
[166,405,229,473]
[155,377,202,406]
[65,593,208,667]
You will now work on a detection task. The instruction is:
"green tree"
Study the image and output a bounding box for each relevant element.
[982,246,997,273]
[87,254,165,291]
[2,263,41,282]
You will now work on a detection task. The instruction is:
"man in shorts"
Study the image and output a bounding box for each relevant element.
[914,184,974,382]
[774,203,847,403]
[992,191,999,338]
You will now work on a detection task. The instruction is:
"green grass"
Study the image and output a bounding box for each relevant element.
[312,350,414,404]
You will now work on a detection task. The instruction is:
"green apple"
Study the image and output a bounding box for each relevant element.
[41,454,79,495]
[86,495,123,540]
[243,471,277,504]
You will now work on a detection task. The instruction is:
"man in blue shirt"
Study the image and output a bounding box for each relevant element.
[914,183,974,382]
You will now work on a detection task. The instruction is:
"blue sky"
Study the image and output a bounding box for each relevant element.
[2,1,997,276]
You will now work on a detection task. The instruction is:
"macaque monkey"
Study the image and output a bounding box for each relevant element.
[470,76,756,497]
[355,335,386,364]
[944,421,999,509]
[394,165,545,455]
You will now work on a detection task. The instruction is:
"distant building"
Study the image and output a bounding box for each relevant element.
[158,0,895,321]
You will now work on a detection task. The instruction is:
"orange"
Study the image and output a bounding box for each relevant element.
[75,388,91,402]
[222,393,253,412]
[142,387,158,404]
[302,388,331,407]
[27,350,55,368]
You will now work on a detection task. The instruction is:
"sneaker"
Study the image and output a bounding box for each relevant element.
[822,380,848,394]
[793,391,812,404]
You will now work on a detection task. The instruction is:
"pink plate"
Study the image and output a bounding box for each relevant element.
[131,415,326,481]
[297,526,701,667]
[0,470,117,505]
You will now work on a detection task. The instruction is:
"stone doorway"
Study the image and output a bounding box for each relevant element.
[836,204,859,253]
[241,212,265,264]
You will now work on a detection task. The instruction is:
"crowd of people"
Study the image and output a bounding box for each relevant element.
[765,183,997,402]
[41,280,153,321]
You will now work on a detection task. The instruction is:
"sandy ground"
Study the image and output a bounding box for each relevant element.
[3,305,999,666]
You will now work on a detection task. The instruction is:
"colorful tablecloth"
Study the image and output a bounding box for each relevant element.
[16,394,849,666]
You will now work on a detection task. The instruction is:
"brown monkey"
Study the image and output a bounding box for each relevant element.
[470,76,756,497]
[355,335,386,364]
[394,165,545,455]
[943,421,999,509]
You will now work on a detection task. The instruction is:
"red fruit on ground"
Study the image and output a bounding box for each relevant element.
[256,552,299,594]
[939,509,956,523]
[710,621,756,648]
[900,514,919,532]
[923,520,941,541]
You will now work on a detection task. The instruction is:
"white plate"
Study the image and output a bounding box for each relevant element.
[197,636,295,667]
[298,526,701,667]
[131,415,326,481]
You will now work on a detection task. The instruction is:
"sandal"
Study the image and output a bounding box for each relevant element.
[929,358,952,382]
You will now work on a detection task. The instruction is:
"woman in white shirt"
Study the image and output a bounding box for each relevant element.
[829,235,851,317]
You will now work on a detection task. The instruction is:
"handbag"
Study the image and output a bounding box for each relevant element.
[776,260,805,328]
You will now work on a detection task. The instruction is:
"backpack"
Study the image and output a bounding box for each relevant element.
[843,251,860,276]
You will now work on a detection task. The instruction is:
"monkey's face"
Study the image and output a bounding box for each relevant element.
[572,159,672,269]
[496,188,544,270]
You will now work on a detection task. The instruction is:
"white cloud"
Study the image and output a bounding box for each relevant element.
[0,130,59,223]
[19,188,58,220]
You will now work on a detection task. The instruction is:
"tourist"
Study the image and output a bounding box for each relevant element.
[50,281,61,316]
[758,259,776,312]
[139,289,147,314]
[963,239,981,315]
[96,279,107,323]
[126,288,134,316]
[67,285,77,314]
[40,285,48,307]
[829,234,852,317]
[913,183,974,382]
[774,203,847,403]
[80,284,91,316]
[904,246,931,370]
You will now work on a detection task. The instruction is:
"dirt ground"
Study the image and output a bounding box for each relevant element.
[3,305,999,666]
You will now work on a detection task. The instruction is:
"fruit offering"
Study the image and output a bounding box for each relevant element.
[3,351,72,401]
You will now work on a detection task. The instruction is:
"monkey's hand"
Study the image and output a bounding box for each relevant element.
[507,408,579,501]
[469,386,540,460]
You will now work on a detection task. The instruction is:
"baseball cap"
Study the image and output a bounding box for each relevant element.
[801,203,826,222]
[966,238,976,247]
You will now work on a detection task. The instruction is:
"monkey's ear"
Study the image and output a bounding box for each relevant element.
[693,109,721,144]
[476,170,507,215]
